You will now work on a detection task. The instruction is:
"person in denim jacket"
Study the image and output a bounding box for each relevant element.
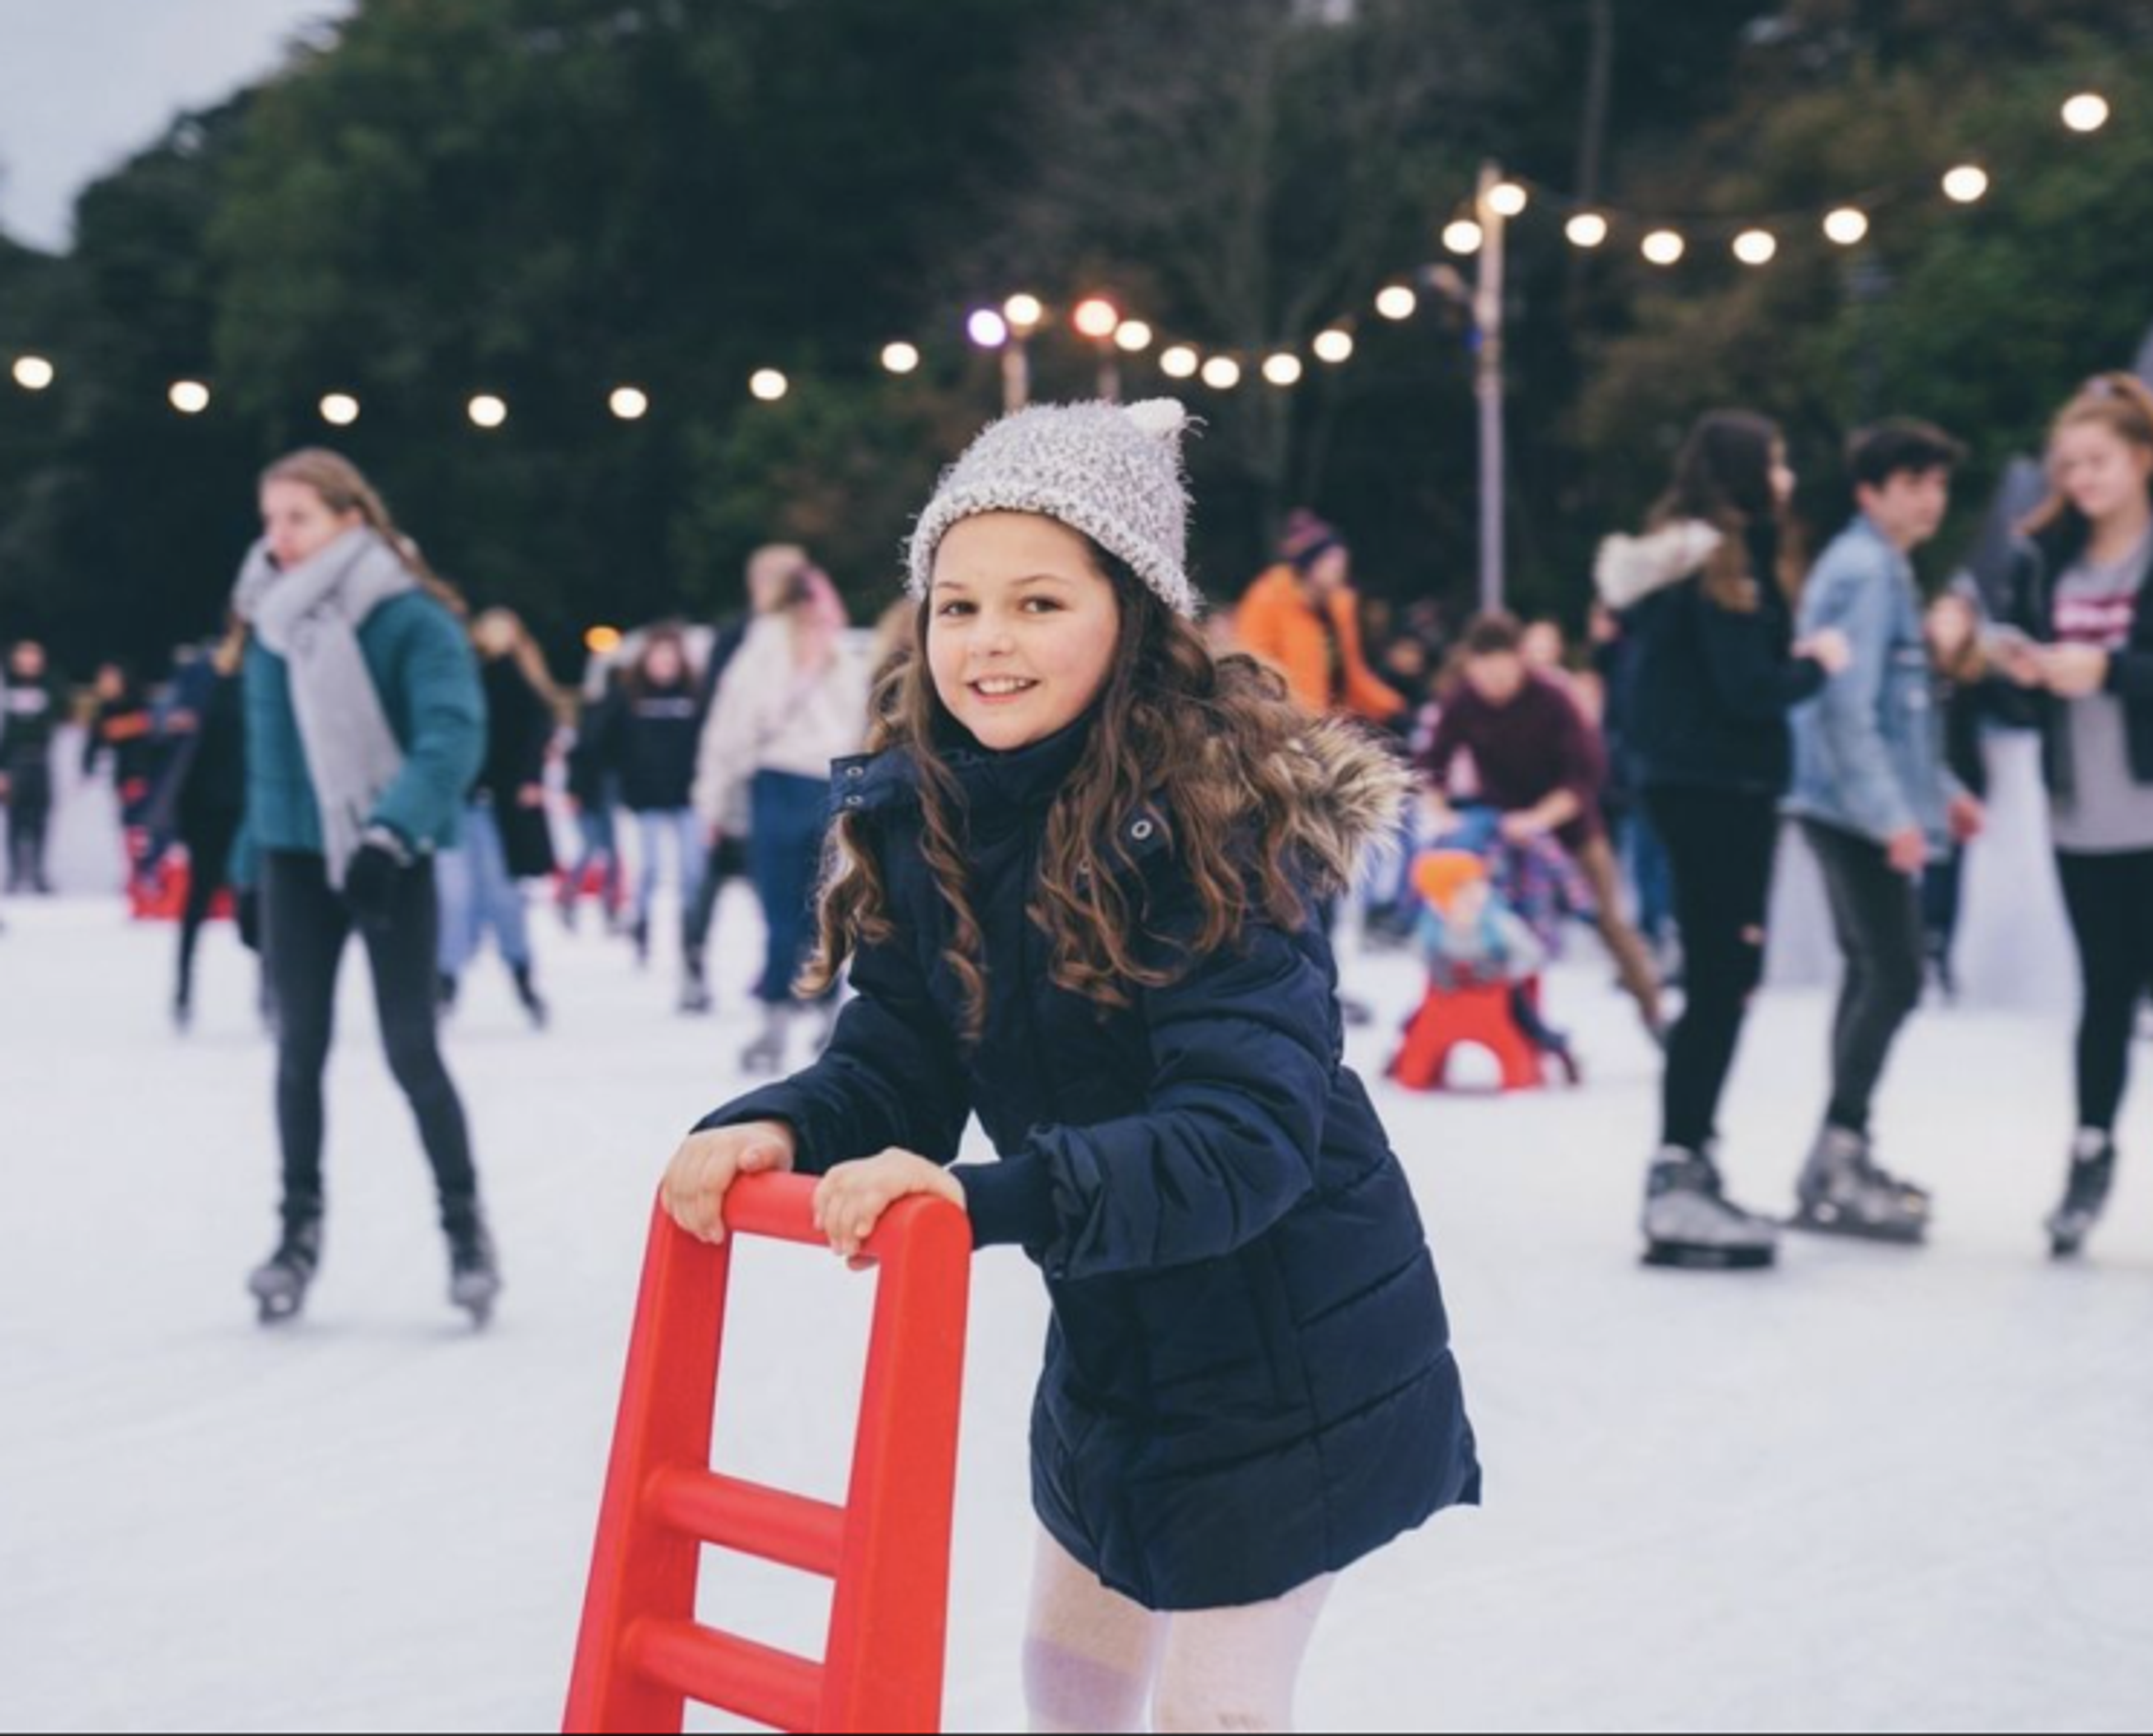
[1785,420,1985,1243]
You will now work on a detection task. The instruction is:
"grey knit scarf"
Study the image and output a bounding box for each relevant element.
[232,527,416,887]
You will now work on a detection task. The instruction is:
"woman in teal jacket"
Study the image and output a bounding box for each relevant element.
[232,447,498,1327]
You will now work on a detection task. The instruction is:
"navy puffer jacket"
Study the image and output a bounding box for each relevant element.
[699,714,1480,1610]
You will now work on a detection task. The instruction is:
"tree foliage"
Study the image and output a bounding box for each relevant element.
[2,0,2150,668]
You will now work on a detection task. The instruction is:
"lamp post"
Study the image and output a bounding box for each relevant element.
[1073,298,1121,401]
[1473,161,1510,615]
[1002,294,1044,413]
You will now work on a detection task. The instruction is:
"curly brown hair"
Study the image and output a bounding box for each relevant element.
[800,550,1338,1044]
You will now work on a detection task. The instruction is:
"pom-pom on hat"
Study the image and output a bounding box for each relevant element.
[1412,849,1489,915]
[906,399,1199,618]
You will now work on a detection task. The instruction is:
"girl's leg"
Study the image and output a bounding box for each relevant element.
[1648,787,1777,1152]
[1022,1527,1163,1735]
[469,806,531,970]
[750,774,824,1004]
[434,832,479,984]
[1152,1573,1335,1734]
[632,811,663,925]
[2057,851,2148,1135]
[261,851,349,1223]
[671,808,709,965]
[359,860,481,1224]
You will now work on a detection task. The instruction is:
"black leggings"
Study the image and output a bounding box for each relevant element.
[175,804,244,1006]
[1646,785,1781,1153]
[1803,820,1925,1138]
[4,760,52,891]
[261,850,481,1229]
[2056,849,2153,1134]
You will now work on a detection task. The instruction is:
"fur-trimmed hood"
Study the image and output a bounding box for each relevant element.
[833,711,1412,899]
[1269,714,1415,896]
[1595,519,1725,612]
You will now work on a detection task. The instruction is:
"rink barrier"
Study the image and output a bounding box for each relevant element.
[563,1175,971,1734]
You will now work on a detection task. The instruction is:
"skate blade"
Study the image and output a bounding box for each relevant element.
[1787,1209,1926,1246]
[250,1281,305,1324]
[1642,1241,1777,1272]
[451,1277,501,1326]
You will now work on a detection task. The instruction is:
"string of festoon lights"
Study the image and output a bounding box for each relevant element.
[2,86,2117,427]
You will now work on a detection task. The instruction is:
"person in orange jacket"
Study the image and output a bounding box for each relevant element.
[1235,511,1406,725]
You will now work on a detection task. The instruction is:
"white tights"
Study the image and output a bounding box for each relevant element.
[1021,1526,1333,1734]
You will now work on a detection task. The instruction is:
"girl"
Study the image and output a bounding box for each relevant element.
[232,448,500,1325]
[1987,373,2153,1257]
[436,608,561,1027]
[661,401,1479,1734]
[1595,411,1851,1271]
[692,563,871,1074]
[588,626,705,990]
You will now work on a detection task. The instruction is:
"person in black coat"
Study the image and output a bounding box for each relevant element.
[154,628,251,1027]
[1,640,63,896]
[1595,410,1851,1272]
[1983,372,2153,1258]
[435,609,561,1026]
[660,401,1478,1733]
[586,624,705,982]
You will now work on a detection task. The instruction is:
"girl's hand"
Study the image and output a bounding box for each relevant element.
[661,1121,798,1244]
[2040,644,2110,700]
[813,1150,965,1264]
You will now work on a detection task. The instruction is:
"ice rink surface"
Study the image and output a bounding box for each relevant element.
[3,872,2150,1732]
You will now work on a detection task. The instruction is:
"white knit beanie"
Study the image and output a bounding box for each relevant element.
[905,399,1199,618]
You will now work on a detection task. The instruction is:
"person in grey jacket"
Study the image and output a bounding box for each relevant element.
[1785,420,1985,1243]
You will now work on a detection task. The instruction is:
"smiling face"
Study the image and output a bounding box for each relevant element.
[926,512,1122,751]
[2053,420,2153,532]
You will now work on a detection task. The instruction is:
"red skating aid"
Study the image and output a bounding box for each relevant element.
[563,1175,971,1733]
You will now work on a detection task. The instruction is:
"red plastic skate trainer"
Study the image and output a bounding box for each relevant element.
[564,1177,972,1734]
[1387,979,1546,1094]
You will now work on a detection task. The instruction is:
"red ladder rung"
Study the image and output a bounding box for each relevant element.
[645,1468,846,1578]
[625,1618,823,1734]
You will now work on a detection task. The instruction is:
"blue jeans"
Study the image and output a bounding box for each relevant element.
[750,771,830,1005]
[634,808,708,948]
[567,805,622,912]
[1620,807,1674,946]
[436,803,532,975]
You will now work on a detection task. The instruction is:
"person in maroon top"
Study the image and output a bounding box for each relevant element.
[1420,614,1665,1037]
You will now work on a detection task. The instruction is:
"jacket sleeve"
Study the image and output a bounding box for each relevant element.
[692,646,759,828]
[1234,584,1291,676]
[1980,545,2052,730]
[1696,595,1829,722]
[1337,597,1406,722]
[693,861,971,1176]
[1552,687,1605,819]
[1801,564,1918,840]
[1418,703,1464,793]
[955,900,1337,1280]
[372,603,488,849]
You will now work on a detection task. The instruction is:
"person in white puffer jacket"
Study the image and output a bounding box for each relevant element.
[693,565,871,1075]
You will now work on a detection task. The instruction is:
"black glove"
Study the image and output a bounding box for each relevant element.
[342,826,415,932]
[235,887,262,954]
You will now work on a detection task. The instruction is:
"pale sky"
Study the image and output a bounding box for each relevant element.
[0,0,353,253]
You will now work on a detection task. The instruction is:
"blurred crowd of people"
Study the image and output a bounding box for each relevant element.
[8,363,2153,1304]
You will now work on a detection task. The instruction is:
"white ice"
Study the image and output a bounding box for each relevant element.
[4,798,2152,1732]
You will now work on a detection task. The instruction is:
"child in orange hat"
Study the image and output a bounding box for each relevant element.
[1412,849,1577,1077]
